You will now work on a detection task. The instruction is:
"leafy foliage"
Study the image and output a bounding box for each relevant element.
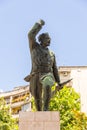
[0,97,18,130]
[49,86,87,130]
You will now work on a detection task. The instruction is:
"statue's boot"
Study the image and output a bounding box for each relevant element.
[35,99,42,111]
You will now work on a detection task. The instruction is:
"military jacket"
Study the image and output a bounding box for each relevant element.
[28,22,60,85]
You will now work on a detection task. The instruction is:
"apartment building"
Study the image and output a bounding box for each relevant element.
[0,85,31,118]
[59,66,87,114]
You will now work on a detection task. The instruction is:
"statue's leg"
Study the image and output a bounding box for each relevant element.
[43,85,51,111]
[34,83,42,111]
[30,74,42,111]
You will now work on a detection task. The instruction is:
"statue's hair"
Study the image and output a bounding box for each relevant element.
[38,33,49,43]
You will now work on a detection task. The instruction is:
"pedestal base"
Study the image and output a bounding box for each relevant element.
[19,111,60,130]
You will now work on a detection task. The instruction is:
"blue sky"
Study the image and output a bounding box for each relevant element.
[0,0,87,92]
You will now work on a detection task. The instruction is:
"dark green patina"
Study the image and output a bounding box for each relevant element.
[24,20,61,111]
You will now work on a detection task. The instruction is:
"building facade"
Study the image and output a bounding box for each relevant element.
[59,66,87,114]
[0,85,31,118]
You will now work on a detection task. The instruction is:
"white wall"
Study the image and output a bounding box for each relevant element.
[71,69,87,114]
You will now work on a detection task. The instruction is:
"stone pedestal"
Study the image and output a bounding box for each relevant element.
[19,111,60,130]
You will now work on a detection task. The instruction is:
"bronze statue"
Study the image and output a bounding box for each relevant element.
[24,19,61,111]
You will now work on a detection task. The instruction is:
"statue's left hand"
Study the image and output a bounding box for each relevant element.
[56,83,63,91]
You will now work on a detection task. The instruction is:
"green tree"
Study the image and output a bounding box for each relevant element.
[0,97,18,130]
[49,86,87,130]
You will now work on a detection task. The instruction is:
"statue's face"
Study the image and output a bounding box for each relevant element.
[43,34,51,47]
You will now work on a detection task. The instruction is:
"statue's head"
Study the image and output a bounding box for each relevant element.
[38,33,51,47]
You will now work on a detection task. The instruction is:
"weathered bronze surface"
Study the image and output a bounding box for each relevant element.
[25,20,61,111]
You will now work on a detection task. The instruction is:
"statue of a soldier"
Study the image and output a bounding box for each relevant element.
[24,19,61,111]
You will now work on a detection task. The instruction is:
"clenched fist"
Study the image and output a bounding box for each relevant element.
[38,19,45,26]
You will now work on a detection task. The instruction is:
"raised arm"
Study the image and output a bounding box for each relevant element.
[28,19,45,52]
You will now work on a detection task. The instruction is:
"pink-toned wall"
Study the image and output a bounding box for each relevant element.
[19,111,60,130]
